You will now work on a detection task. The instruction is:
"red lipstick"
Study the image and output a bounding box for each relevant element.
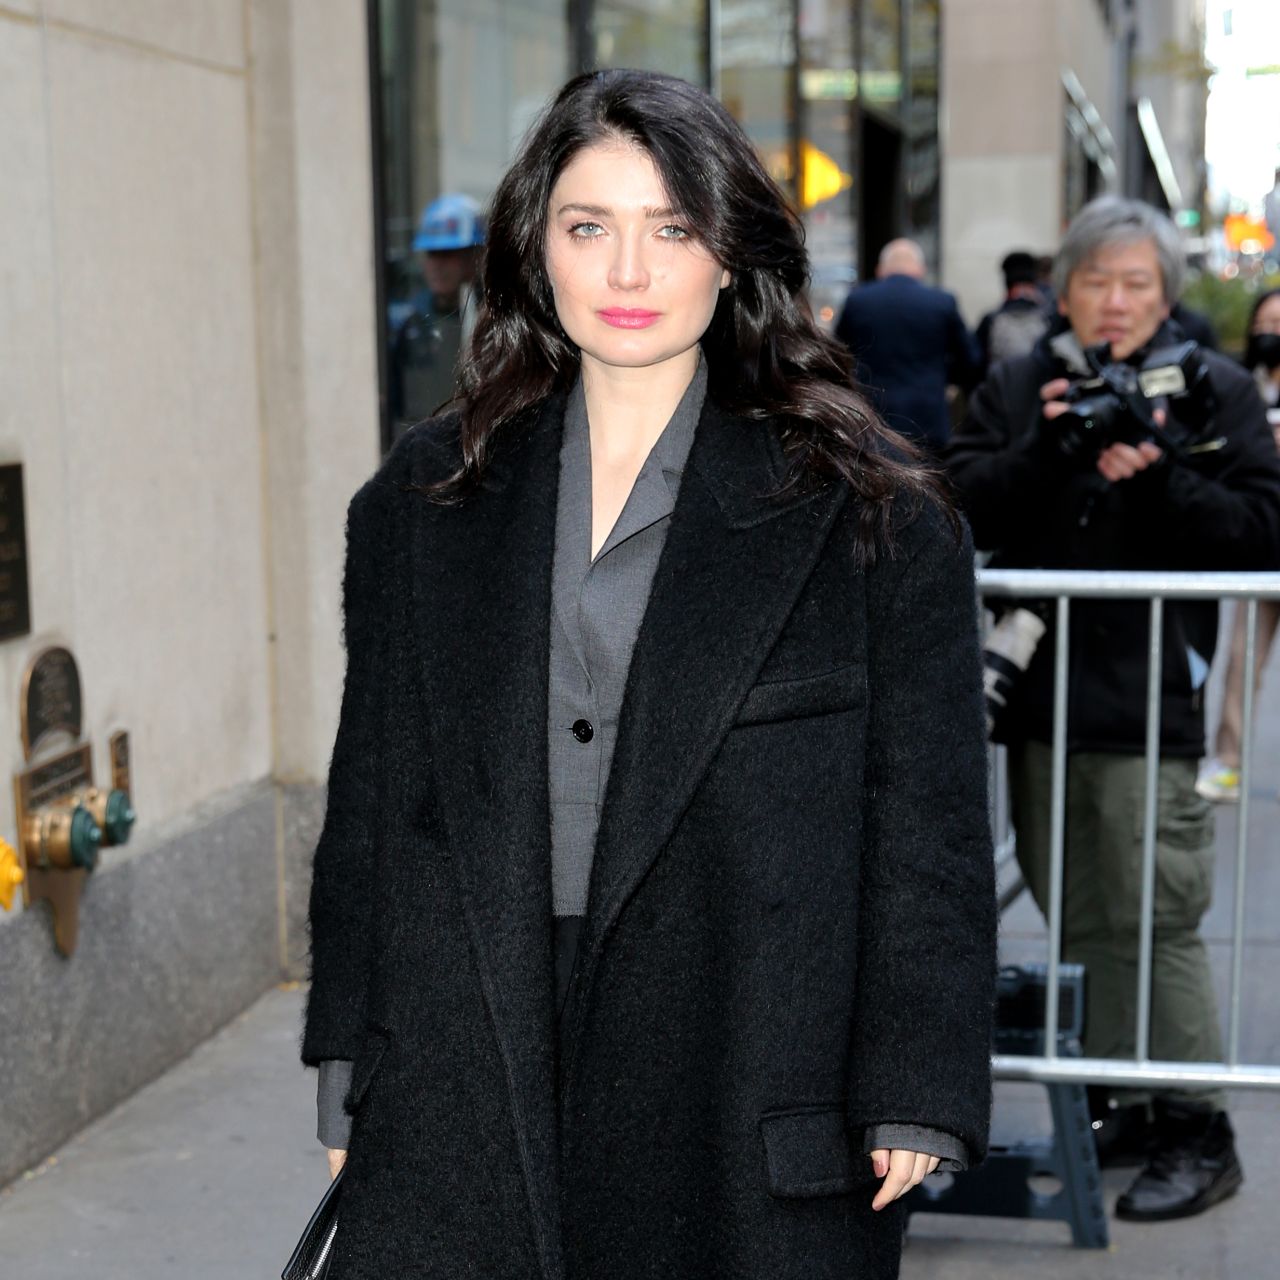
[599,308,660,329]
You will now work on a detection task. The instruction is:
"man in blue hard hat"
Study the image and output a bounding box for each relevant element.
[389,192,485,437]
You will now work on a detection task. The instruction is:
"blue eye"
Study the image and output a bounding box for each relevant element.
[568,222,604,238]
[658,224,691,240]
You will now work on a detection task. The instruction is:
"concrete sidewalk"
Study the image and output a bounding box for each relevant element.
[0,985,327,1280]
[1,981,1276,1279]
[904,1083,1280,1279]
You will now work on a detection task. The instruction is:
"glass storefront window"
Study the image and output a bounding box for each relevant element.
[903,0,940,269]
[861,0,902,119]
[593,1,707,84]
[718,0,797,201]
[375,0,569,443]
[369,0,946,440]
[799,0,858,329]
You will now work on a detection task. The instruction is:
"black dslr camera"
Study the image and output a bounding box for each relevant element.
[1048,340,1215,462]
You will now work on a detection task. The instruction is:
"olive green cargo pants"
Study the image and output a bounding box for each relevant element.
[1009,741,1225,1110]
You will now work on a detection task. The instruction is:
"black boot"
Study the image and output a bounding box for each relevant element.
[1088,1087,1152,1169]
[1115,1102,1243,1222]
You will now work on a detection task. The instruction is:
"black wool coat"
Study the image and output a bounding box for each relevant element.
[302,391,997,1280]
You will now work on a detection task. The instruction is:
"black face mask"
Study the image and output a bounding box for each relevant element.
[1246,331,1280,371]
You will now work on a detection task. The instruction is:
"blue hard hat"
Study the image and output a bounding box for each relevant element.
[413,193,485,251]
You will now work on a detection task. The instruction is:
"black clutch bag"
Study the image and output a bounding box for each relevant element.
[282,1168,344,1280]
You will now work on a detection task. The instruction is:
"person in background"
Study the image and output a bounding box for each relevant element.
[1198,287,1280,801]
[975,250,1050,375]
[946,195,1280,1224]
[388,192,485,437]
[834,238,980,454]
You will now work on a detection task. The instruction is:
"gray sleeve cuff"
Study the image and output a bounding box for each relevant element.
[863,1124,969,1173]
[317,1059,354,1150]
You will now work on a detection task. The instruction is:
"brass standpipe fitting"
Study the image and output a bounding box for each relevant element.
[13,647,135,953]
[23,800,103,872]
[74,786,136,847]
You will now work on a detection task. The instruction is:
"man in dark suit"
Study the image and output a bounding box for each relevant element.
[835,238,980,451]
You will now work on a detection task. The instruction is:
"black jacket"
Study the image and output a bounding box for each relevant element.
[302,393,996,1279]
[945,322,1280,755]
[834,275,980,448]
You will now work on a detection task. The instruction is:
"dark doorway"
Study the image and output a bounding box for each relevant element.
[859,112,903,277]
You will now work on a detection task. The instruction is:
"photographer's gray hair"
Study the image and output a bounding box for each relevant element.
[1053,195,1185,303]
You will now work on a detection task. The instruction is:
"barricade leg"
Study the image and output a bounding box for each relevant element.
[1045,1075,1110,1246]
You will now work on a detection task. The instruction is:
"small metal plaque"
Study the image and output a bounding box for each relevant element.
[109,730,131,795]
[16,742,93,810]
[0,463,31,642]
[21,647,84,762]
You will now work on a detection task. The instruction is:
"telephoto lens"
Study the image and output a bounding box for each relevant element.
[982,607,1047,736]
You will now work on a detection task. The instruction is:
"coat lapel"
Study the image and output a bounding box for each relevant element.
[566,401,849,1047]
[410,398,565,1280]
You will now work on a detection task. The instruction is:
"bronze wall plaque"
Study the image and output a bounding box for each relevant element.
[21,647,84,761]
[0,463,31,642]
[17,743,93,810]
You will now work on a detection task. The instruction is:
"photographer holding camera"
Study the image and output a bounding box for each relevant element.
[946,196,1280,1223]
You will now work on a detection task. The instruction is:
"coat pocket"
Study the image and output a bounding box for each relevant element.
[735,662,864,727]
[759,1105,875,1198]
[343,1024,392,1114]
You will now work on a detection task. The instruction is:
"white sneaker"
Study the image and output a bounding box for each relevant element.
[1196,758,1241,803]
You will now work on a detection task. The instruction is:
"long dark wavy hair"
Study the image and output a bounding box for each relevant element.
[433,68,951,559]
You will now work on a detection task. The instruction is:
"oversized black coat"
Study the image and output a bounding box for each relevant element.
[302,391,996,1279]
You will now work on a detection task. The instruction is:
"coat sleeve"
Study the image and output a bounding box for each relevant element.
[317,1059,355,1147]
[834,296,869,386]
[864,1122,968,1171]
[846,499,997,1163]
[943,361,1070,554]
[301,483,389,1066]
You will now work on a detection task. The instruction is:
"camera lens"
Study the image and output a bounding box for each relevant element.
[1053,393,1121,458]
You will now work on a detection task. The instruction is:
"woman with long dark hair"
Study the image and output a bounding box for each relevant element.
[302,69,995,1279]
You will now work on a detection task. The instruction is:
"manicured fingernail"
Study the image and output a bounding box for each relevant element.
[873,1158,886,1176]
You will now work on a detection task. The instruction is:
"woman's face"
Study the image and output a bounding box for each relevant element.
[1251,294,1280,336]
[544,140,730,377]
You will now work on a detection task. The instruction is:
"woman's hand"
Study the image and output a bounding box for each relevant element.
[869,1147,941,1211]
[327,1148,348,1181]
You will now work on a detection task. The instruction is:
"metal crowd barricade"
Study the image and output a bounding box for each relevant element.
[980,569,1280,1094]
[909,570,1280,1247]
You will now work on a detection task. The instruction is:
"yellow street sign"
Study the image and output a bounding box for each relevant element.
[801,139,853,210]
